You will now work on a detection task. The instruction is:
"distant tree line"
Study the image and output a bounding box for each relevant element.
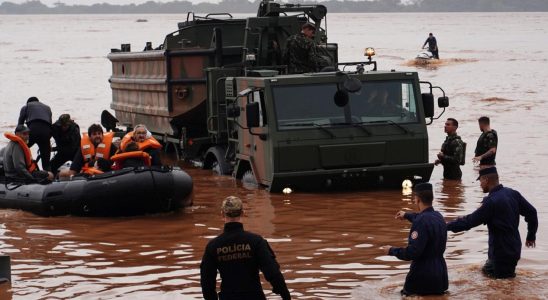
[1,0,547,14]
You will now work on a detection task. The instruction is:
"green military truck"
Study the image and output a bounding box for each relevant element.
[106,0,449,192]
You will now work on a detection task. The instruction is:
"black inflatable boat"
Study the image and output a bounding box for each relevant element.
[0,166,193,217]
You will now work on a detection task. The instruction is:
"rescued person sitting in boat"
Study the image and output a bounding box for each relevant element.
[118,124,162,166]
[2,125,53,182]
[59,124,117,179]
[110,141,152,170]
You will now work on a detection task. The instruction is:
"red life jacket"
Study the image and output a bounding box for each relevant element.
[4,132,38,173]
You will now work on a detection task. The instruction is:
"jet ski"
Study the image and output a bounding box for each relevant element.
[415,49,434,62]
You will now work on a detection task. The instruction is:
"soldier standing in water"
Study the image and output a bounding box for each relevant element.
[473,116,498,169]
[435,118,465,180]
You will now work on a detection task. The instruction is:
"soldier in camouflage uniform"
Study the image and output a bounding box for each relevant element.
[473,116,498,168]
[284,23,329,74]
[435,118,464,180]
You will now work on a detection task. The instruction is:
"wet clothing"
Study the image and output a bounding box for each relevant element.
[474,129,498,166]
[284,33,329,74]
[18,101,53,171]
[440,133,464,180]
[51,121,81,173]
[423,35,439,59]
[389,207,448,295]
[2,140,48,182]
[482,259,517,279]
[200,222,290,300]
[447,184,538,278]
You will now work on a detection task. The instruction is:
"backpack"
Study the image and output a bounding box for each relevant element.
[458,139,467,166]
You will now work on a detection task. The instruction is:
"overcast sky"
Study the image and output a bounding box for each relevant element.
[1,0,220,6]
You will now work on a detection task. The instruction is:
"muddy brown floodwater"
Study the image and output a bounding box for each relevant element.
[1,164,546,299]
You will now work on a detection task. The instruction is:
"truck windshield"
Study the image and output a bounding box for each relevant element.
[273,80,418,130]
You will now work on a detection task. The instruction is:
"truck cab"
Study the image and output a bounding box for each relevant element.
[223,68,446,192]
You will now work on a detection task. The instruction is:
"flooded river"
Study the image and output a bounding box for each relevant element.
[1,12,547,299]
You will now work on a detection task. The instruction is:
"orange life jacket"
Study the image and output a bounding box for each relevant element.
[81,166,104,175]
[80,132,114,165]
[110,151,151,170]
[4,132,38,173]
[119,131,162,152]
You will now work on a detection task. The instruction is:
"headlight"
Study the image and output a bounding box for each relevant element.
[364,47,375,58]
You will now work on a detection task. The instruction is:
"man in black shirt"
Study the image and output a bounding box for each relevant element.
[422,33,439,59]
[200,196,291,300]
[50,114,81,174]
[18,96,53,171]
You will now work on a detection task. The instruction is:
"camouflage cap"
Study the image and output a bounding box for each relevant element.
[221,196,243,217]
[302,22,316,31]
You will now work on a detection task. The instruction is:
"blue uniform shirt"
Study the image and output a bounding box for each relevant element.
[389,207,448,295]
[447,184,538,262]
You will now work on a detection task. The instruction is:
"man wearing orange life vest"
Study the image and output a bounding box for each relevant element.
[2,125,53,182]
[67,124,118,176]
[119,124,162,166]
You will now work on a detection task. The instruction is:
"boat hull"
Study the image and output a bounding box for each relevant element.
[0,167,193,217]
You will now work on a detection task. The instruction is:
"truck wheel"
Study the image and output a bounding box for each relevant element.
[204,146,231,175]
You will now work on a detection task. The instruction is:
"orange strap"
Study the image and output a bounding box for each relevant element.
[111,151,151,170]
[4,132,37,172]
[82,166,104,175]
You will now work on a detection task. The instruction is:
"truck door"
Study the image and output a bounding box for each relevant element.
[241,89,272,185]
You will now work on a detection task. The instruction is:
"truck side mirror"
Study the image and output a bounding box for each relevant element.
[438,96,449,108]
[343,77,362,93]
[246,102,260,128]
[422,93,434,118]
